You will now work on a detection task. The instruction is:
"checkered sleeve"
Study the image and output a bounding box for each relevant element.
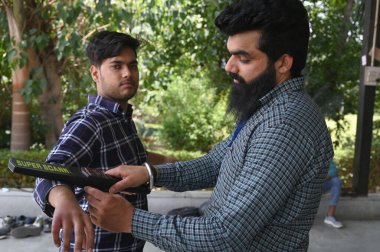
[155,137,231,191]
[45,115,100,167]
[33,115,100,216]
[132,123,315,251]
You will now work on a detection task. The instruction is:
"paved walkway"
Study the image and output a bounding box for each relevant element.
[1,218,379,251]
[309,217,380,252]
[1,189,379,251]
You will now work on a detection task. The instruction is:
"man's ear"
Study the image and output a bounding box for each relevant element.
[90,65,99,83]
[275,54,293,75]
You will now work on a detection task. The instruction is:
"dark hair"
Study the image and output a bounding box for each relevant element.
[86,31,140,66]
[215,0,310,77]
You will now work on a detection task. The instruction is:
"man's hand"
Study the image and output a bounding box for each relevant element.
[48,185,94,252]
[85,186,134,233]
[105,165,149,193]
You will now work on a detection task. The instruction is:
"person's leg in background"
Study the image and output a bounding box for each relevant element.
[323,176,343,228]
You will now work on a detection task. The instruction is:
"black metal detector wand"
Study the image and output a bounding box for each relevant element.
[8,157,150,194]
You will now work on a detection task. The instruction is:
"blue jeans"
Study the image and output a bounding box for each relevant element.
[322,176,342,206]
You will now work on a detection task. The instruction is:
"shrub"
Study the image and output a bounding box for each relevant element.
[334,118,380,192]
[155,74,234,152]
[149,148,205,162]
[0,149,49,188]
[368,120,380,191]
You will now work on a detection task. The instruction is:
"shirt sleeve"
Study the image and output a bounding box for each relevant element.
[33,115,100,216]
[154,136,231,191]
[328,161,338,177]
[131,124,316,251]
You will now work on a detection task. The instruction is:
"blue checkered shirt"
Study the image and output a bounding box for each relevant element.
[34,95,147,252]
[132,77,333,251]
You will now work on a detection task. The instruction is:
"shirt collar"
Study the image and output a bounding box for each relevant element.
[88,95,133,117]
[259,77,304,106]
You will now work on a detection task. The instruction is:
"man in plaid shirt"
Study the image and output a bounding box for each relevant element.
[85,0,333,251]
[34,31,148,252]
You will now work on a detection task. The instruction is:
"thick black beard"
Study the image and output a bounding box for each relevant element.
[227,63,277,121]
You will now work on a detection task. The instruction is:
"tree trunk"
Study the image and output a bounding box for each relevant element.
[27,45,64,149]
[39,51,64,148]
[19,0,64,149]
[5,1,31,151]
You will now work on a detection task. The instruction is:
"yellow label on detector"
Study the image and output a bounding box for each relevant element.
[15,159,71,174]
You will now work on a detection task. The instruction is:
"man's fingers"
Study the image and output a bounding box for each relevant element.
[85,186,106,200]
[73,216,84,252]
[82,236,87,251]
[104,167,123,177]
[82,213,94,252]
[104,165,148,193]
[88,205,98,219]
[85,187,105,211]
[62,221,73,252]
[89,206,101,228]
[88,202,102,229]
[68,213,94,252]
[89,213,99,227]
[51,218,61,248]
[108,177,134,193]
[84,224,94,252]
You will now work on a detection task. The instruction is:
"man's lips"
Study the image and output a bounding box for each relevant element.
[120,81,134,87]
[228,72,245,84]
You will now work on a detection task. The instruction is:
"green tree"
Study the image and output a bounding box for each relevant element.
[0,6,12,148]
[0,0,141,148]
[1,0,234,150]
[0,0,373,153]
[3,0,31,150]
[130,0,233,92]
[304,0,364,142]
[152,71,233,152]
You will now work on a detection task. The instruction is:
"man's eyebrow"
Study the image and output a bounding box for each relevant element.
[230,50,252,57]
[110,59,138,64]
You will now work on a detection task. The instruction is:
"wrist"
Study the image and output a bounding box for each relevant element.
[48,185,75,207]
[127,206,136,233]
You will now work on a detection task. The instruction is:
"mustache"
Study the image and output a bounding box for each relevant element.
[228,72,246,84]
[120,79,136,85]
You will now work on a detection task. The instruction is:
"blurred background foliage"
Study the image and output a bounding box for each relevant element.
[0,0,379,190]
[0,147,49,188]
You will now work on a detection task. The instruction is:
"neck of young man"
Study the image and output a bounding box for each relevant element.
[119,101,130,112]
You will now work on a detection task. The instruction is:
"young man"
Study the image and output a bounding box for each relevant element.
[85,0,333,251]
[34,31,148,252]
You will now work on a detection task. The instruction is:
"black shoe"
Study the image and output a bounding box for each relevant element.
[10,216,43,239]
[10,225,42,238]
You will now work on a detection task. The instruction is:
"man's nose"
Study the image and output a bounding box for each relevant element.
[122,66,131,78]
[225,56,237,73]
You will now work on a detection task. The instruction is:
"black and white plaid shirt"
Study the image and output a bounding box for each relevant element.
[132,77,333,251]
[34,95,147,252]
